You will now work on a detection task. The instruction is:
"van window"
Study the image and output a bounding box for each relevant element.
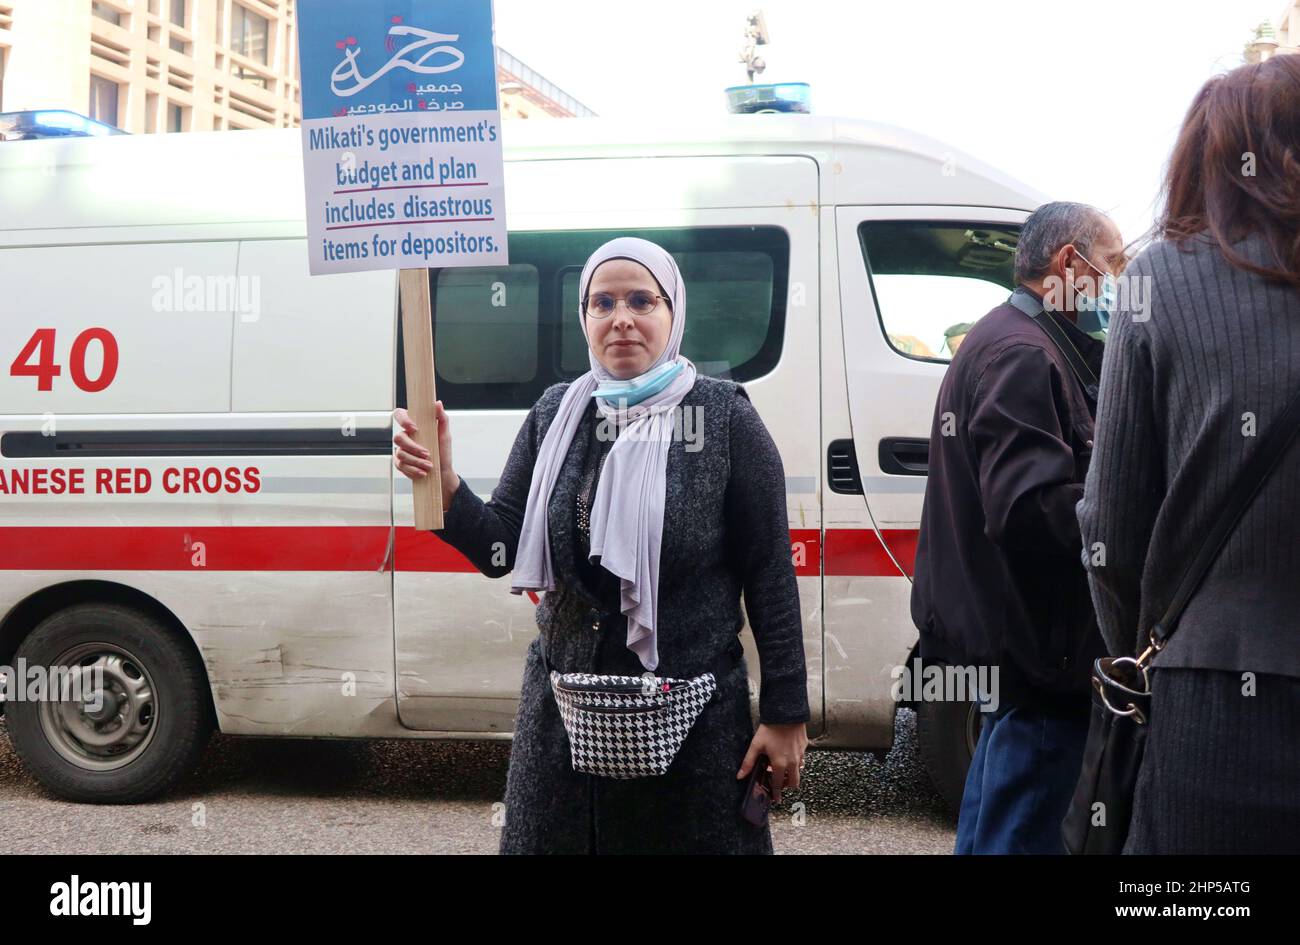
[858,222,1019,362]
[398,225,789,410]
[435,265,540,385]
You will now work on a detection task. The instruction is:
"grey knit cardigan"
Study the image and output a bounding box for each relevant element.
[1077,232,1300,678]
[430,374,810,854]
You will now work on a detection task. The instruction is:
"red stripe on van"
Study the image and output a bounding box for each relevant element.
[881,528,919,576]
[0,526,918,576]
[0,526,390,571]
[823,527,916,578]
[392,526,479,572]
[396,528,830,576]
[790,528,819,577]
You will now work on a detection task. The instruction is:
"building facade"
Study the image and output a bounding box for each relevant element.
[1245,1,1300,62]
[1,1,302,132]
[0,0,591,133]
[496,47,594,120]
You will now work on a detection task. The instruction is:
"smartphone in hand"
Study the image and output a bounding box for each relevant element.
[740,753,773,826]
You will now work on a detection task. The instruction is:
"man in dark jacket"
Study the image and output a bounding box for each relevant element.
[910,201,1126,854]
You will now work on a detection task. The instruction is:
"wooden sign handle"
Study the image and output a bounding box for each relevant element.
[399,268,445,530]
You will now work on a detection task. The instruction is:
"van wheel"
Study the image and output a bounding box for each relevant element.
[916,697,982,816]
[6,603,212,803]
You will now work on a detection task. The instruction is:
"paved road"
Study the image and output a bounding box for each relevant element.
[0,709,956,854]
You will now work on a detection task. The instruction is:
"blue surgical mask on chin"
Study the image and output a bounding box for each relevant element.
[592,359,684,407]
[1073,254,1118,334]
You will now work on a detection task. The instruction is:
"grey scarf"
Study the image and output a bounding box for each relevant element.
[510,237,697,671]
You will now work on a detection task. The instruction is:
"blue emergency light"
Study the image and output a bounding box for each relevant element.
[0,110,127,141]
[724,82,811,115]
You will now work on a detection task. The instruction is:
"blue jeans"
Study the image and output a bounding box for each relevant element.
[954,701,1089,855]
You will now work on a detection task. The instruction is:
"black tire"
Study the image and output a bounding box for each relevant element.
[917,696,982,816]
[6,603,212,803]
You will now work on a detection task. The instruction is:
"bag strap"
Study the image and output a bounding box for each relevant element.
[1143,382,1300,658]
[541,627,742,680]
[1008,287,1100,402]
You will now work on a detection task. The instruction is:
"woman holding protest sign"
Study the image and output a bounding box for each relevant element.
[393,236,809,854]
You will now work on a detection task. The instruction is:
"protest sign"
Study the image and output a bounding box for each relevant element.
[297,0,508,528]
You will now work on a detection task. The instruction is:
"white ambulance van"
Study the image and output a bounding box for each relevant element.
[0,115,1045,806]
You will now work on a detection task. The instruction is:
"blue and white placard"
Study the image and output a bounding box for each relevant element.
[297,0,507,274]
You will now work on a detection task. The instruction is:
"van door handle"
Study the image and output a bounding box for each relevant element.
[879,437,929,476]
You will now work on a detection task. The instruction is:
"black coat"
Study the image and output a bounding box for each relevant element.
[910,294,1108,710]
[431,375,810,853]
[1078,235,1300,852]
[1079,234,1300,677]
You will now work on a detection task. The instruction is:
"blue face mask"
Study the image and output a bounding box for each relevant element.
[1073,252,1118,333]
[592,359,684,407]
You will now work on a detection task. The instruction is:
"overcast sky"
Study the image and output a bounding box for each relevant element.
[493,0,1287,245]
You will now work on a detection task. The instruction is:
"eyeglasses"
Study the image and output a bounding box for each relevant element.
[1074,247,1125,277]
[1075,250,1108,278]
[584,290,670,319]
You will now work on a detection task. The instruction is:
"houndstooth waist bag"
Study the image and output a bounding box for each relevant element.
[543,637,743,779]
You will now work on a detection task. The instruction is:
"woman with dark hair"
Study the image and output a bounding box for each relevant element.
[1077,55,1300,853]
[392,237,810,854]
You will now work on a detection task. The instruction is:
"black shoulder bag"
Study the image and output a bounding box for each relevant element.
[1059,375,1300,855]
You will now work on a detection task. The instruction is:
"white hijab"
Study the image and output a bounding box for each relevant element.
[510,237,697,671]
